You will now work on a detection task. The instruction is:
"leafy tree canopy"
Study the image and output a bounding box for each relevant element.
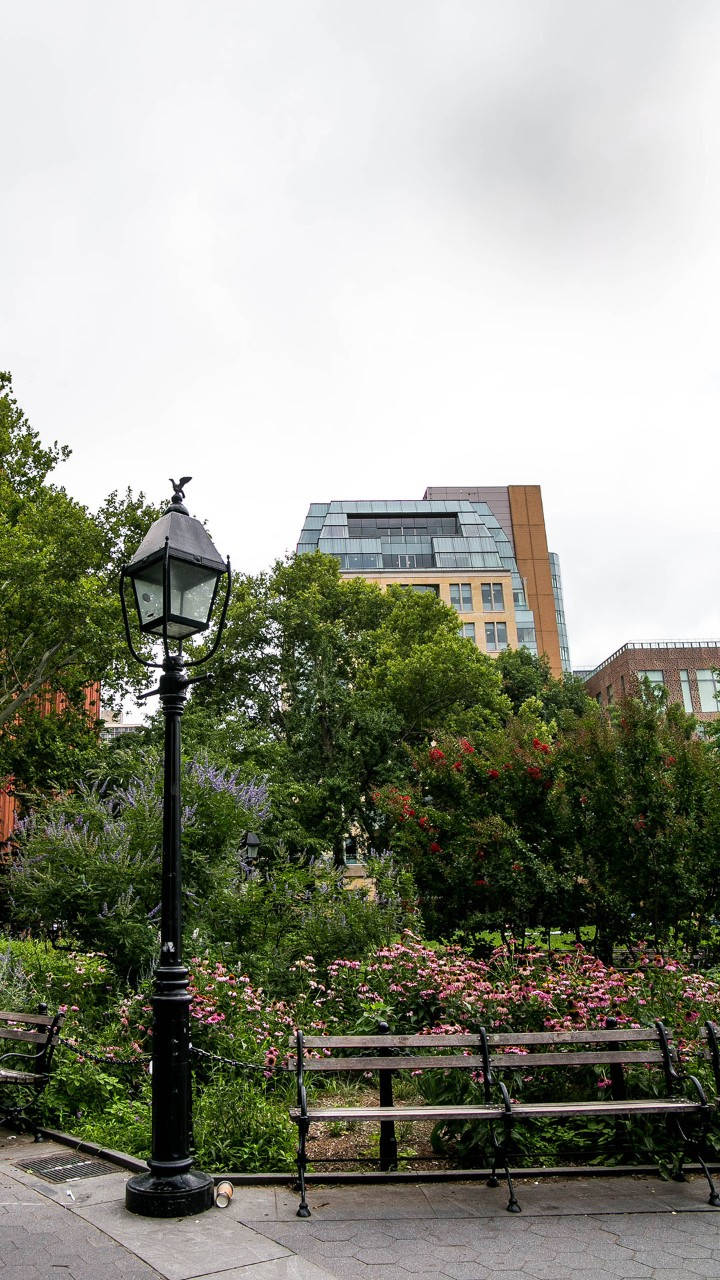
[0,373,160,786]
[495,646,592,720]
[183,553,510,861]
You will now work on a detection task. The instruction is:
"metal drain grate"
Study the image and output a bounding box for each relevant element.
[16,1152,115,1183]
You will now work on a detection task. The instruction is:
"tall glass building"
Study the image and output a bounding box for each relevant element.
[297,485,569,675]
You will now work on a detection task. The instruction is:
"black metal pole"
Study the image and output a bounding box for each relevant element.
[125,656,214,1217]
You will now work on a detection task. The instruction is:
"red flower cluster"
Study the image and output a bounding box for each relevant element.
[532,738,551,754]
[452,761,463,772]
[459,739,475,754]
[487,768,500,780]
[429,747,445,763]
[526,765,543,780]
[429,841,443,854]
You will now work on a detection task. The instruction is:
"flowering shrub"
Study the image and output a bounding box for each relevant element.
[8,756,268,980]
[5,933,720,1172]
[374,696,720,956]
[287,933,720,1047]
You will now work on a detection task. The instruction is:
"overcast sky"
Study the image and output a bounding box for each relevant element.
[2,1,719,669]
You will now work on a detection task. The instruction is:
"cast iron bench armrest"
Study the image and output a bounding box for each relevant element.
[0,1007,65,1137]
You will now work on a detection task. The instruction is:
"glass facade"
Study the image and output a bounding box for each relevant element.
[549,552,572,674]
[298,498,527,580]
[296,496,541,659]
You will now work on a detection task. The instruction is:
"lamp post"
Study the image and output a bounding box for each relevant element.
[120,477,231,1218]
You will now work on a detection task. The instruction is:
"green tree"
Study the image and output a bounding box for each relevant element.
[0,373,160,790]
[185,553,511,864]
[495,646,592,720]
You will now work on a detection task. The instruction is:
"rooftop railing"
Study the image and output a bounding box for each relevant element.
[590,640,720,677]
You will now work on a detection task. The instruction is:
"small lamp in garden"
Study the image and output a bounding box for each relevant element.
[120,477,231,1218]
[243,831,260,865]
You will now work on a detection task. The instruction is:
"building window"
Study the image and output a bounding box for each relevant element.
[697,669,720,713]
[460,622,476,642]
[513,585,527,609]
[410,583,439,595]
[485,621,508,651]
[606,684,613,705]
[516,625,536,646]
[482,583,505,612]
[382,553,435,569]
[679,669,693,714]
[620,675,626,696]
[340,552,383,570]
[450,583,473,612]
[348,515,458,538]
[637,670,664,687]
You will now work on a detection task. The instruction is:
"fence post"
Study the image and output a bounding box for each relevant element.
[377,1021,398,1172]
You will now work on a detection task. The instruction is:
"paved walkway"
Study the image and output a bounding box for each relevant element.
[2,1128,720,1279]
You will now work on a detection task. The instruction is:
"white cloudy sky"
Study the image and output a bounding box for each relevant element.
[2,1,719,669]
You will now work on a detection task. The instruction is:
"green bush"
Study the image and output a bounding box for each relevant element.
[0,937,119,1026]
[192,1073,296,1172]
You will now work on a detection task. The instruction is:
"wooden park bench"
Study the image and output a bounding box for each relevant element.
[289,1020,720,1217]
[0,1006,65,1136]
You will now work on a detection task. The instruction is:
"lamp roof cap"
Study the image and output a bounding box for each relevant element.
[127,478,226,573]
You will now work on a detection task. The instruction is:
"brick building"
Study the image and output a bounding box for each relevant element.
[0,683,100,844]
[584,641,720,723]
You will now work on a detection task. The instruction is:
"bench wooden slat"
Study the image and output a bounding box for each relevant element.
[298,1034,484,1048]
[290,1105,503,1122]
[486,1029,665,1045]
[0,1026,61,1046]
[490,1050,666,1069]
[298,1054,488,1072]
[297,1028,667,1050]
[290,1097,703,1123]
[0,1011,57,1027]
[510,1099,702,1118]
[0,1068,48,1084]
[293,1050,666,1071]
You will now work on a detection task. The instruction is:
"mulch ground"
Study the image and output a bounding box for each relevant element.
[303,1087,450,1173]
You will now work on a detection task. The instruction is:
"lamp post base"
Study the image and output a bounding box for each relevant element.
[125,1169,214,1218]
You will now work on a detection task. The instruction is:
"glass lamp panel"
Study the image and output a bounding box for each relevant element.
[169,558,220,632]
[132,560,165,631]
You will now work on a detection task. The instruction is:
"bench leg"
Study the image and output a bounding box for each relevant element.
[487,1120,521,1212]
[696,1150,720,1207]
[295,1120,311,1218]
[673,1116,720,1208]
[687,1118,720,1208]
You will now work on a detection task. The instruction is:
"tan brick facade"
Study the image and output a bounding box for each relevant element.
[346,570,517,657]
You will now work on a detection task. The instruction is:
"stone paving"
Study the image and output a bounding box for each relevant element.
[2,1128,720,1279]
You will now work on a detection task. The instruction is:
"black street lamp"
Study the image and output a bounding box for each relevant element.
[120,477,231,1218]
